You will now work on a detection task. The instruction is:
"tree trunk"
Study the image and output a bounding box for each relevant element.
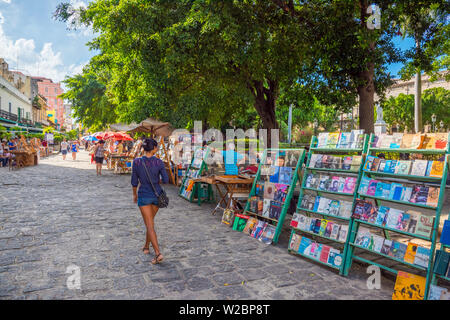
[414,38,422,133]
[357,66,375,134]
[251,79,278,148]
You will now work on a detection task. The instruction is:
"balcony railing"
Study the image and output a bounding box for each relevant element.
[0,110,18,122]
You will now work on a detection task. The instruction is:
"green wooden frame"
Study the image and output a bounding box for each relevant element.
[288,134,369,275]
[178,146,210,203]
[343,132,450,300]
[242,148,306,244]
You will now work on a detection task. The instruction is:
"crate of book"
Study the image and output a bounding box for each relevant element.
[343,132,450,300]
[429,219,450,300]
[240,148,305,244]
[288,132,369,274]
[178,147,210,202]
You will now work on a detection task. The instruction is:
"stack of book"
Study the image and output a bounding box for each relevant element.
[305,173,357,194]
[300,194,353,219]
[291,213,349,242]
[232,214,277,244]
[309,154,362,171]
[352,199,434,237]
[354,227,431,268]
[180,179,195,198]
[372,132,448,150]
[316,130,365,149]
[428,284,450,300]
[358,177,440,207]
[364,155,444,178]
[289,233,343,268]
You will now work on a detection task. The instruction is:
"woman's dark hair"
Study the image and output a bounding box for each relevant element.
[99,140,105,144]
[142,138,158,152]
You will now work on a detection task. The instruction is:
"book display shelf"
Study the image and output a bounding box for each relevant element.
[237,148,306,244]
[429,217,450,300]
[178,147,210,202]
[343,132,450,300]
[288,132,369,274]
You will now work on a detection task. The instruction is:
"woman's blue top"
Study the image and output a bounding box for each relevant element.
[131,156,169,198]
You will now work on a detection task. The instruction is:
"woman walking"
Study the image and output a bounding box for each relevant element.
[131,138,168,264]
[71,140,78,160]
[60,138,68,160]
[93,140,106,176]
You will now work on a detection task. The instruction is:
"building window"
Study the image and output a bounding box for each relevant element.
[45,87,48,93]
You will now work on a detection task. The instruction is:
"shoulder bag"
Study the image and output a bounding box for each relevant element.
[142,158,169,208]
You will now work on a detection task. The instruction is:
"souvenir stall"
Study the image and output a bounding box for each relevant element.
[10,136,38,170]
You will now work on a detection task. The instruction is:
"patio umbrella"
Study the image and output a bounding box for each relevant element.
[127,118,173,137]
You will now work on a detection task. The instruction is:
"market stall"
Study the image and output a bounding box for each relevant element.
[9,136,38,170]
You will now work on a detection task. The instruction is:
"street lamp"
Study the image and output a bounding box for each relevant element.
[439,120,444,132]
[431,114,437,133]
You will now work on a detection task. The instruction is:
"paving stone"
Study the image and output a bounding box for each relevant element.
[212,272,245,286]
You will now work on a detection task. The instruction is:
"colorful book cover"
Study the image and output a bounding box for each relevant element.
[416,215,434,238]
[317,133,329,148]
[372,235,385,253]
[405,210,421,234]
[317,197,331,214]
[328,200,341,217]
[337,177,346,193]
[375,206,389,226]
[380,239,393,255]
[339,201,353,218]
[434,133,448,149]
[221,209,235,225]
[425,161,433,176]
[263,182,276,200]
[259,224,276,244]
[374,182,384,198]
[337,132,351,148]
[404,242,418,264]
[378,159,387,172]
[429,161,444,178]
[255,183,265,197]
[385,160,397,173]
[411,134,425,149]
[385,208,404,229]
[401,187,413,202]
[262,199,271,218]
[343,177,357,194]
[433,250,450,276]
[367,180,379,196]
[313,155,324,168]
[298,237,312,255]
[410,160,428,176]
[381,183,392,199]
[428,285,449,300]
[395,160,411,175]
[413,246,431,268]
[251,220,267,239]
[273,183,289,203]
[400,134,415,149]
[308,154,320,168]
[232,214,250,232]
[319,219,328,236]
[305,173,315,188]
[391,184,404,201]
[257,200,264,215]
[324,222,333,238]
[370,157,381,171]
[326,132,340,148]
[243,217,258,235]
[329,176,340,192]
[290,213,301,228]
[364,155,376,171]
[289,233,302,251]
[352,200,369,221]
[441,220,450,246]
[390,242,407,260]
[313,196,321,211]
[337,225,349,242]
[327,249,343,268]
[426,187,439,207]
[358,176,371,195]
[313,219,322,234]
[278,167,293,185]
[411,185,429,205]
[309,218,318,232]
[350,155,362,171]
[318,175,330,191]
[330,224,341,240]
[398,212,411,231]
[392,271,426,300]
[319,245,331,263]
[342,156,353,170]
[355,228,371,248]
[390,133,403,148]
[309,242,322,260]
[269,201,282,220]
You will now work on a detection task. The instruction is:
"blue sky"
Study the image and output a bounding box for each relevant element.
[0,0,414,89]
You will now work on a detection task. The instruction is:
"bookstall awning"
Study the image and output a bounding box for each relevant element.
[125,118,173,137]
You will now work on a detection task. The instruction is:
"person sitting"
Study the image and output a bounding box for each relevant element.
[0,140,9,167]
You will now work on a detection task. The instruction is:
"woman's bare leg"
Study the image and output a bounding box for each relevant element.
[138,204,162,260]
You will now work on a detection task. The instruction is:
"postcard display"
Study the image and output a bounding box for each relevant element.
[429,217,450,300]
[178,147,211,203]
[343,132,450,300]
[238,148,306,244]
[288,131,369,274]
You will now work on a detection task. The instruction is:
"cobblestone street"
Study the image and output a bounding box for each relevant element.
[0,151,404,300]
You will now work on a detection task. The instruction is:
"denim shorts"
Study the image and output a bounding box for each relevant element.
[137,197,158,207]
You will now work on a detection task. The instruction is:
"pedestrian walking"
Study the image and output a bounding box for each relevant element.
[60,138,68,160]
[131,138,169,264]
[93,140,106,176]
[70,140,78,160]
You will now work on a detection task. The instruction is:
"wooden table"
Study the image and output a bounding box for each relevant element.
[9,151,33,170]
[211,175,254,216]
[110,154,133,174]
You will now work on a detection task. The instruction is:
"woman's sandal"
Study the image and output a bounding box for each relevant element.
[142,247,150,255]
[151,253,164,265]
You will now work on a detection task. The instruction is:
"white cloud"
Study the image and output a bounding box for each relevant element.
[0,10,86,86]
[66,0,93,37]
[1,0,12,4]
